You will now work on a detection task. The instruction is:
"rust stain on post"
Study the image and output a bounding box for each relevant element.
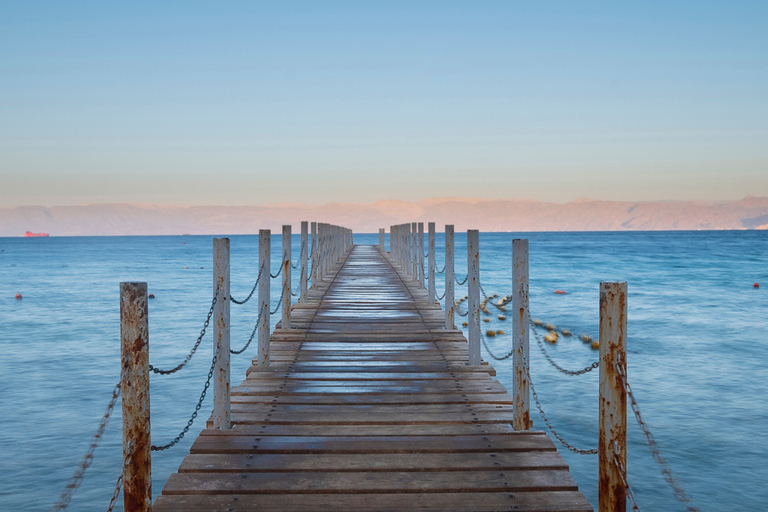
[120,282,152,512]
[467,229,481,366]
[213,238,231,429]
[258,230,271,366]
[282,225,292,329]
[512,239,532,430]
[599,281,628,512]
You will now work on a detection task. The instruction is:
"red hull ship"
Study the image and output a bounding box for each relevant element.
[24,231,49,237]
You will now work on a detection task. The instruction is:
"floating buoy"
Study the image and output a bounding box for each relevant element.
[533,319,542,326]
[581,334,592,343]
[544,331,558,344]
[483,318,491,323]
[499,306,507,312]
[590,341,600,350]
[554,290,567,295]
[14,293,22,300]
[184,266,188,269]
[486,330,496,337]
[462,321,468,327]
[148,293,155,299]
[561,329,571,336]
[755,283,760,288]
[200,267,204,269]
[498,314,506,321]
[493,294,498,298]
[545,323,556,331]
[496,330,504,335]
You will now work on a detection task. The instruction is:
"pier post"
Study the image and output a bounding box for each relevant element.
[311,222,318,289]
[599,282,628,512]
[282,225,292,329]
[411,222,418,279]
[258,230,271,366]
[418,222,425,289]
[300,221,308,302]
[379,228,385,252]
[213,238,231,429]
[512,239,531,430]
[120,282,152,512]
[467,229,481,366]
[445,225,455,329]
[428,222,436,302]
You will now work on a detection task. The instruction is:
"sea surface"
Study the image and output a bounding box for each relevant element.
[1,231,766,511]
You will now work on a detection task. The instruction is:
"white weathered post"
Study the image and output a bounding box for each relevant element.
[311,221,318,289]
[212,238,231,429]
[411,222,418,279]
[418,222,425,288]
[445,225,455,329]
[512,239,531,430]
[428,222,436,302]
[282,225,291,330]
[379,228,385,252]
[599,281,628,512]
[257,229,271,366]
[467,229,481,366]
[300,221,308,302]
[120,282,151,512]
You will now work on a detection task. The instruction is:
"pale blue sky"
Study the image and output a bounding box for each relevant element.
[1,1,766,206]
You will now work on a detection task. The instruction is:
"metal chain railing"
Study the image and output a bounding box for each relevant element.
[528,369,598,455]
[614,455,641,511]
[230,264,264,304]
[531,323,600,376]
[230,304,266,355]
[455,301,469,317]
[106,470,123,512]
[455,274,468,286]
[270,286,286,315]
[436,290,446,301]
[616,358,701,512]
[151,354,216,451]
[270,264,283,279]
[480,331,514,360]
[436,264,446,274]
[50,376,122,511]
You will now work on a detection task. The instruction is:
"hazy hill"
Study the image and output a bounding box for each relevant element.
[2,197,768,236]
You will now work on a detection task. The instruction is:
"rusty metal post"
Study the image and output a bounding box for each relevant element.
[213,238,230,429]
[311,222,318,289]
[257,229,271,366]
[282,225,291,329]
[120,282,152,512]
[428,222,436,302]
[467,229,481,366]
[445,225,455,329]
[512,239,531,430]
[379,228,385,252]
[418,222,425,289]
[300,221,308,302]
[599,281,628,512]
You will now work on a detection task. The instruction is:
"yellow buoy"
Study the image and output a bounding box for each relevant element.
[561,329,572,336]
[486,330,496,337]
[496,330,504,335]
[462,321,468,327]
[483,318,491,323]
[533,319,542,326]
[581,334,592,343]
[498,315,506,321]
[493,294,498,298]
[544,331,558,344]
[499,306,507,312]
[545,323,556,331]
[591,341,600,350]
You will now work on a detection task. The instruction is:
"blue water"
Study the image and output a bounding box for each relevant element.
[1,231,766,511]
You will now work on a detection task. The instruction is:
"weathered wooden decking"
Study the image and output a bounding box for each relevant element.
[154,245,592,511]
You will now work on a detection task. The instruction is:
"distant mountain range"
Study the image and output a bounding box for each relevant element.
[2,197,768,236]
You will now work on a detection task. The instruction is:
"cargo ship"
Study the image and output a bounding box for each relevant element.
[24,231,49,237]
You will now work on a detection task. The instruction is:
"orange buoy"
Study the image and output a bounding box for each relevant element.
[148,293,155,299]
[754,283,760,288]
[14,293,22,300]
[554,290,567,295]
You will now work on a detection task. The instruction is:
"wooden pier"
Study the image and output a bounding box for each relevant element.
[153,244,592,511]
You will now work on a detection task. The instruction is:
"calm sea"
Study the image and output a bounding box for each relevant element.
[1,231,766,511]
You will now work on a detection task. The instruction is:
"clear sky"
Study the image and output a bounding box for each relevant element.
[1,1,766,207]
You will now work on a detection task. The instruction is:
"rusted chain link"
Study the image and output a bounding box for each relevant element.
[230,304,266,355]
[270,264,283,279]
[455,274,468,286]
[230,264,264,304]
[614,455,641,511]
[480,331,514,360]
[270,286,286,315]
[616,358,701,512]
[528,370,598,455]
[151,355,216,451]
[148,291,218,375]
[50,377,122,511]
[531,323,600,376]
[106,471,123,512]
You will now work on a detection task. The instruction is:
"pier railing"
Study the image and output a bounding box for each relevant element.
[387,222,700,512]
[50,222,352,512]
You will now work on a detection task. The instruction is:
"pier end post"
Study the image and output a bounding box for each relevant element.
[599,281,628,512]
[445,225,455,329]
[512,239,531,430]
[120,281,152,512]
[428,222,436,302]
[379,228,385,252]
[258,230,271,366]
[213,238,231,429]
[467,229,481,366]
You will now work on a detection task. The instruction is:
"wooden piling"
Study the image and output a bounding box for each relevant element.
[428,222,436,302]
[512,239,531,430]
[120,281,152,512]
[418,222,425,289]
[300,221,308,303]
[411,222,418,279]
[212,238,231,430]
[310,222,318,289]
[445,224,455,330]
[599,281,628,512]
[282,225,292,330]
[467,229,481,366]
[379,228,385,252]
[257,230,270,367]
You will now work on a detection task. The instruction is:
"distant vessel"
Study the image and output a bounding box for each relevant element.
[24,231,49,237]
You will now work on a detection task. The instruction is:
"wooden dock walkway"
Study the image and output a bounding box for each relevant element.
[154,245,592,511]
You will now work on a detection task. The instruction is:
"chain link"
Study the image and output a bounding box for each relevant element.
[455,274,468,286]
[106,471,123,512]
[528,370,598,455]
[480,331,514,360]
[270,264,283,279]
[148,291,218,375]
[230,264,264,304]
[230,304,265,355]
[270,286,286,315]
[50,377,122,511]
[455,302,469,317]
[614,455,641,512]
[151,354,217,451]
[436,290,446,301]
[436,264,446,274]
[531,323,600,376]
[616,358,701,512]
